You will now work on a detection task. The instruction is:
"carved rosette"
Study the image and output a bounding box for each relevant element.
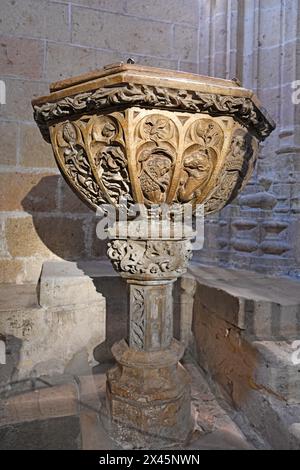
[107,238,193,279]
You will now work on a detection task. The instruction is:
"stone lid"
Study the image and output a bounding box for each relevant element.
[32,62,275,141]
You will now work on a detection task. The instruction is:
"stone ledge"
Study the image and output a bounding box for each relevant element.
[38,260,107,308]
[190,264,300,448]
[0,266,106,385]
[253,340,300,404]
[189,263,300,340]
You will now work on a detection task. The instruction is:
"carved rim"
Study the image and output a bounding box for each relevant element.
[32,83,275,142]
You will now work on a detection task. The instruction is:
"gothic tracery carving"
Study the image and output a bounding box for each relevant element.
[50,108,260,215]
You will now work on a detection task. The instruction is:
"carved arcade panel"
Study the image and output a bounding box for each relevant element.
[50,107,258,215]
[204,128,259,214]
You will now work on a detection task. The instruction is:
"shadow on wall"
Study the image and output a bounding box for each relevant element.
[90,275,128,372]
[21,176,182,371]
[21,175,128,369]
[21,174,107,260]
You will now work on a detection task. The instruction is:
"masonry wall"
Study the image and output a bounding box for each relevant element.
[0,0,200,283]
[0,0,299,284]
[195,0,300,278]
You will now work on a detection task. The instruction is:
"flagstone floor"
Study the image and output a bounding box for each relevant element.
[0,357,256,450]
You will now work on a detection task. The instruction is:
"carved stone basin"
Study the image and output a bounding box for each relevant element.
[32,63,275,449]
[32,63,274,216]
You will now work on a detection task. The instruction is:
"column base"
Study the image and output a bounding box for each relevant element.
[101,339,192,449]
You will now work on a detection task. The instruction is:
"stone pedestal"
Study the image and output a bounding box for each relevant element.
[103,224,193,448]
[106,339,191,448]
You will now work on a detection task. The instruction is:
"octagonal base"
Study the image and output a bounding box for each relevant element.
[102,339,192,449]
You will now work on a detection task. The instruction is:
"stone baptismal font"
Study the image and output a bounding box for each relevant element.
[32,63,274,448]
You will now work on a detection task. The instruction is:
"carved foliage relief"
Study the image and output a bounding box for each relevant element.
[51,108,257,214]
[130,286,145,350]
[205,128,258,214]
[107,238,193,278]
[51,119,107,209]
[86,115,133,205]
[178,119,223,203]
[51,113,133,210]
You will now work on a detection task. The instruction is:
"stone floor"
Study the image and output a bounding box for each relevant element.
[0,357,255,450]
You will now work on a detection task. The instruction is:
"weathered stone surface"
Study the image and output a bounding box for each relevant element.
[0,366,255,450]
[71,7,173,56]
[1,383,78,426]
[0,35,44,80]
[72,0,125,13]
[0,279,105,384]
[5,215,86,259]
[190,264,300,448]
[189,264,300,339]
[45,43,116,83]
[128,282,174,351]
[253,341,300,404]
[179,274,197,348]
[0,416,81,450]
[0,0,70,42]
[174,26,198,62]
[38,260,104,308]
[19,125,56,168]
[126,0,199,25]
[0,79,49,122]
[104,339,191,449]
[0,259,23,283]
[60,178,91,214]
[0,121,17,166]
[0,172,58,212]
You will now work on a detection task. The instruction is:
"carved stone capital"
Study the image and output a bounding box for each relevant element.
[107,238,193,280]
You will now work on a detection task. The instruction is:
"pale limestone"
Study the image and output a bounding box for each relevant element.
[0,121,17,166]
[174,25,198,62]
[20,125,55,168]
[126,0,199,25]
[38,260,104,308]
[0,36,44,80]
[71,7,173,57]
[0,281,105,383]
[0,0,70,42]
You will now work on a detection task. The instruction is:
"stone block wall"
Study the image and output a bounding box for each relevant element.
[195,0,300,278]
[0,0,200,284]
[0,0,299,283]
